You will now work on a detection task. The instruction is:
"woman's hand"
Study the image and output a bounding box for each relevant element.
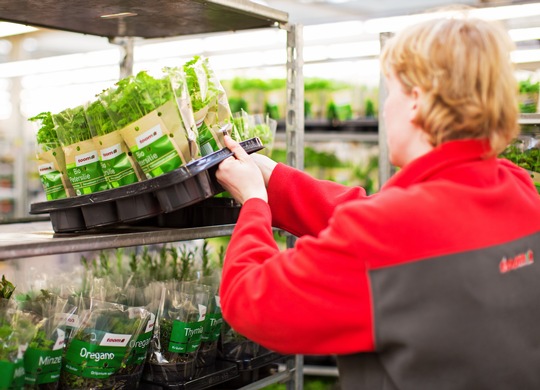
[250,152,278,187]
[216,135,268,204]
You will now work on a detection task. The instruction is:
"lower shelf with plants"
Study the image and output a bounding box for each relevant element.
[0,239,289,390]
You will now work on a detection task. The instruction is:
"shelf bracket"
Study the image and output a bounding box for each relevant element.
[109,36,135,79]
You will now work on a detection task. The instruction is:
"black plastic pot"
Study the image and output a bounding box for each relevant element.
[142,359,196,384]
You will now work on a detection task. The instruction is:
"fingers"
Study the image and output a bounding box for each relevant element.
[224,135,249,160]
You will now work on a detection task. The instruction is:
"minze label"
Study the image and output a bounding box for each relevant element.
[136,124,163,149]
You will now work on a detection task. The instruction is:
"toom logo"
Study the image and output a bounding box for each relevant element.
[136,124,163,149]
[100,332,132,347]
[145,313,156,333]
[55,313,79,328]
[75,150,98,167]
[101,143,121,161]
[38,163,55,175]
[499,249,534,274]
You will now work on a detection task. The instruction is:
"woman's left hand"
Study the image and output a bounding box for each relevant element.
[216,135,268,204]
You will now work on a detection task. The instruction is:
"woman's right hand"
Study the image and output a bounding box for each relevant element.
[250,152,278,187]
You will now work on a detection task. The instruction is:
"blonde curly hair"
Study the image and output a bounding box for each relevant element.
[380,13,520,156]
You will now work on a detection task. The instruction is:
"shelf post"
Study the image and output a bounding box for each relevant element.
[284,22,305,390]
[110,36,135,79]
[285,23,305,172]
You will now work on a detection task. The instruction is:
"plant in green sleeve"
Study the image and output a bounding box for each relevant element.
[0,288,39,390]
[17,289,75,390]
[60,300,151,389]
[144,280,208,384]
[30,111,73,200]
[184,56,241,155]
[103,71,174,129]
[102,71,191,178]
[53,105,109,195]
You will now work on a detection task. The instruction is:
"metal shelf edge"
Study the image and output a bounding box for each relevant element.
[0,222,236,260]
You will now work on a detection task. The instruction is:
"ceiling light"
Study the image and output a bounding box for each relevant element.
[304,21,364,42]
[364,2,540,33]
[511,49,540,63]
[469,3,540,20]
[100,12,138,19]
[509,27,540,42]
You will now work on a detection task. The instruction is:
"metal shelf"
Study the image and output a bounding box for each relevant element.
[0,0,288,39]
[277,131,378,143]
[0,2,302,388]
[0,220,238,260]
[518,113,540,125]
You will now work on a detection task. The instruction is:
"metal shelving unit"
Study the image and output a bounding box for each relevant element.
[518,113,540,125]
[0,1,304,389]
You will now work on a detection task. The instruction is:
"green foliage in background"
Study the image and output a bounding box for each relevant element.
[500,138,540,173]
[365,98,375,117]
[271,147,345,169]
[518,79,539,113]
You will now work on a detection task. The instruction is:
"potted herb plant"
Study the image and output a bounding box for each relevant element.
[84,97,144,188]
[100,71,198,179]
[17,289,76,390]
[60,299,151,390]
[53,105,110,196]
[29,111,74,200]
[0,276,39,390]
[183,56,241,156]
[143,280,209,385]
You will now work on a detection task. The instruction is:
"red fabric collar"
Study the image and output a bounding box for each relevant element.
[382,139,492,189]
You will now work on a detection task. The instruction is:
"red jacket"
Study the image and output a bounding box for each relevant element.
[220,139,540,389]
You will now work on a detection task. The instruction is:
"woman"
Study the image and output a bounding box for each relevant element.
[216,14,540,390]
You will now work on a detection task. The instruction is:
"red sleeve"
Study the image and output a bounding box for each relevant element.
[268,163,367,237]
[220,197,375,355]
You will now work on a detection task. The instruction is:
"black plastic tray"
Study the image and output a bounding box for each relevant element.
[216,352,287,389]
[154,197,241,229]
[29,138,263,233]
[139,360,238,390]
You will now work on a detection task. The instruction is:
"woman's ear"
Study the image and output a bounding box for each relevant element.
[409,86,423,122]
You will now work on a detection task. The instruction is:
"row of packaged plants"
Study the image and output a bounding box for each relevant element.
[0,240,271,389]
[518,79,540,113]
[224,77,378,122]
[226,76,539,122]
[30,55,276,201]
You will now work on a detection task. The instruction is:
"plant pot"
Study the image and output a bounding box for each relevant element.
[196,340,219,369]
[142,359,196,384]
